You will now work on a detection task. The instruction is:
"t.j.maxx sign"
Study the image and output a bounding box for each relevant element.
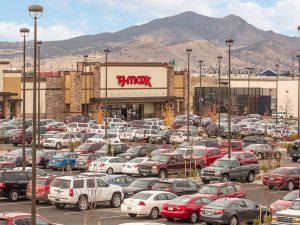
[116,75,152,87]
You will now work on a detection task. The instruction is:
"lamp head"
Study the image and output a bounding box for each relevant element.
[28,5,43,18]
[217,55,223,60]
[275,64,279,68]
[104,49,110,54]
[186,48,192,53]
[83,54,88,58]
[226,39,234,46]
[297,25,300,34]
[20,28,30,37]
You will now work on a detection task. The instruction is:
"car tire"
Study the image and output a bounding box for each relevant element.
[44,161,49,169]
[149,207,160,219]
[221,174,229,182]
[158,169,167,179]
[257,153,263,160]
[128,213,137,218]
[13,143,18,147]
[54,202,66,209]
[110,193,121,208]
[166,217,174,221]
[246,171,255,183]
[107,167,113,175]
[8,189,19,201]
[292,157,298,162]
[196,167,202,176]
[287,181,294,191]
[76,195,89,211]
[56,142,62,150]
[189,212,198,223]
[202,179,210,184]
[229,216,238,225]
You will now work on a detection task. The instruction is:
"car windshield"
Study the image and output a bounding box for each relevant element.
[211,160,231,168]
[173,149,186,154]
[51,178,71,189]
[199,186,219,195]
[78,155,90,160]
[128,158,145,163]
[152,155,170,162]
[53,133,64,139]
[93,134,105,139]
[130,179,152,188]
[271,168,289,175]
[54,153,68,158]
[290,200,300,210]
[126,146,140,154]
[208,198,232,207]
[282,192,298,201]
[131,192,152,200]
[77,143,92,150]
[95,157,109,162]
[193,150,207,156]
[171,196,192,204]
[157,130,166,135]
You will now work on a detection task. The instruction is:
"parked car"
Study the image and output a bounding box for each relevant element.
[244,143,281,160]
[49,175,124,210]
[46,122,65,132]
[26,175,55,203]
[40,131,60,146]
[118,145,158,160]
[198,182,246,200]
[0,162,16,170]
[194,139,220,148]
[43,132,82,149]
[270,190,299,213]
[133,128,160,142]
[86,133,121,143]
[121,190,177,219]
[122,157,150,175]
[152,179,200,196]
[96,143,129,156]
[48,152,79,170]
[90,124,114,133]
[107,118,127,127]
[222,151,258,165]
[0,212,60,225]
[150,130,172,144]
[123,177,160,198]
[10,126,47,146]
[119,128,138,141]
[88,156,127,174]
[192,147,223,166]
[160,194,214,223]
[220,140,244,154]
[201,198,269,225]
[67,122,90,133]
[75,142,104,154]
[0,130,12,144]
[170,132,200,144]
[74,153,103,172]
[80,132,97,143]
[263,167,300,190]
[2,149,32,167]
[27,150,58,169]
[101,174,135,187]
[149,149,173,157]
[271,198,300,225]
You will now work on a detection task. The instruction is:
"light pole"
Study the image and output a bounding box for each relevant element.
[20,27,30,171]
[245,67,253,117]
[28,5,43,225]
[217,55,222,137]
[83,55,88,117]
[197,60,203,126]
[186,49,192,142]
[36,40,42,150]
[104,49,109,139]
[275,64,279,125]
[226,39,234,159]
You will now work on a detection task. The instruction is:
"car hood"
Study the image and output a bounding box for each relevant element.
[203,166,224,172]
[123,186,148,193]
[272,199,292,208]
[275,209,300,217]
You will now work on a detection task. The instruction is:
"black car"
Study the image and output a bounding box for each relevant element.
[0,170,32,201]
[123,177,160,198]
[152,179,200,196]
[150,130,172,144]
[118,145,158,160]
[201,198,269,225]
[27,150,58,168]
[96,143,129,156]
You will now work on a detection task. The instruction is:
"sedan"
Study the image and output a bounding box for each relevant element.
[123,177,160,198]
[118,145,158,161]
[101,174,135,187]
[121,191,177,219]
[201,198,269,225]
[244,144,281,160]
[88,156,127,174]
[270,190,299,213]
[75,142,104,154]
[122,157,150,175]
[160,194,214,223]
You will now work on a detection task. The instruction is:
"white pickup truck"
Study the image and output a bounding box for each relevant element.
[271,198,300,224]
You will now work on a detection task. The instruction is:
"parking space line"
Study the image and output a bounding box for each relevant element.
[98,215,127,219]
[0,202,29,206]
[37,206,54,209]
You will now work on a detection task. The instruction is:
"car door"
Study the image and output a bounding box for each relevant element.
[234,200,251,222]
[114,158,126,173]
[226,185,237,198]
[218,186,228,198]
[207,149,214,166]
[18,172,29,195]
[243,199,260,222]
[188,180,200,194]
[95,178,109,202]
[62,134,69,146]
[229,160,241,179]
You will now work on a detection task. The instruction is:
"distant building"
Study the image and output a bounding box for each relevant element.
[260,69,277,76]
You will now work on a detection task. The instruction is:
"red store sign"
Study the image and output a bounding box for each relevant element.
[116,75,152,87]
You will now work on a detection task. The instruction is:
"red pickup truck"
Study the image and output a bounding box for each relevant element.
[220,140,244,154]
[192,147,223,166]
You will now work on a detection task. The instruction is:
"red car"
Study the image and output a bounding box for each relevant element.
[222,151,258,165]
[263,167,300,190]
[220,140,244,154]
[160,194,214,223]
[0,162,16,170]
[192,147,223,166]
[198,182,246,200]
[26,175,54,203]
[270,190,299,213]
[172,120,190,129]
[0,212,59,225]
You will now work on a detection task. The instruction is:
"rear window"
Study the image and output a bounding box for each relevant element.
[2,172,17,181]
[209,198,233,207]
[170,196,192,204]
[199,186,219,195]
[131,192,152,200]
[51,178,71,189]
[0,219,7,225]
[152,182,172,189]
[234,184,242,192]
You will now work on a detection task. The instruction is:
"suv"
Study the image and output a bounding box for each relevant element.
[151,179,200,196]
[43,132,81,149]
[0,170,32,201]
[67,122,91,133]
[192,147,223,166]
[48,175,124,211]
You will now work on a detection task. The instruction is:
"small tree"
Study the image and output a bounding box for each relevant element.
[97,105,104,124]
[162,104,174,128]
[207,103,218,124]
[279,95,294,118]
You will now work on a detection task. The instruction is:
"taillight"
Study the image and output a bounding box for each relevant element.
[69,188,74,197]
[57,159,64,162]
[99,163,106,167]
[178,206,186,211]
[276,176,284,181]
[164,188,172,191]
[214,209,224,215]
[0,182,6,188]
[138,201,146,206]
[86,160,92,165]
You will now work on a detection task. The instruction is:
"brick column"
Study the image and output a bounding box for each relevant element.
[46,76,64,121]
[69,71,82,117]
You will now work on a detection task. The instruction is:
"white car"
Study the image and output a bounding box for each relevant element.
[121,191,177,219]
[90,124,115,133]
[107,118,128,127]
[88,157,127,174]
[122,157,150,175]
[43,132,82,149]
[170,132,200,143]
[48,175,124,211]
[177,126,197,133]
[119,128,138,141]
[67,122,90,133]
[86,133,120,143]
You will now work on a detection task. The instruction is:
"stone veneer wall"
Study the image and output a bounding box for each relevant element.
[46,76,64,121]
[69,71,82,117]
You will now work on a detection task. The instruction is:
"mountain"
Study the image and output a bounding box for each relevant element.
[1,11,299,72]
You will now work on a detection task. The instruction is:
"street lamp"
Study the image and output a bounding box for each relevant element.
[226,38,233,159]
[217,55,222,136]
[83,55,88,117]
[275,64,279,125]
[36,40,42,150]
[28,4,43,225]
[186,49,192,142]
[104,49,110,139]
[296,54,300,140]
[197,60,203,127]
[20,27,29,171]
[245,67,253,117]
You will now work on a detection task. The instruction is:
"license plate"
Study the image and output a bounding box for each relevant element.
[206,211,213,215]
[127,207,131,211]
[168,207,173,211]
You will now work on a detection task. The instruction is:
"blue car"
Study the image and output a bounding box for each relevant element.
[48,152,79,170]
[101,175,135,187]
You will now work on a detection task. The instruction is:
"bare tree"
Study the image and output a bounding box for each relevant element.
[279,95,294,118]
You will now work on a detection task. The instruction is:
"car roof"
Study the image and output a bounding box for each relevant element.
[205,182,237,187]
[136,177,160,181]
[157,178,189,183]
[139,190,172,195]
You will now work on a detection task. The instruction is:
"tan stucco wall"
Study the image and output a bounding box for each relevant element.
[174,75,184,97]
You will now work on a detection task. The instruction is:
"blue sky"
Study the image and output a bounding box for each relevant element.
[1,0,300,41]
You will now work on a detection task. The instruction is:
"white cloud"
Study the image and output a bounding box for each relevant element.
[0,21,84,41]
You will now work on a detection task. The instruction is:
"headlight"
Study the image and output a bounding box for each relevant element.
[215,171,221,176]
[295,217,300,223]
[200,170,204,175]
[152,166,158,169]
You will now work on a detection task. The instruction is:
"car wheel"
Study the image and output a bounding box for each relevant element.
[128,213,137,218]
[44,161,49,169]
[229,216,238,225]
[13,143,18,146]
[158,169,167,179]
[287,181,294,191]
[110,193,121,208]
[56,142,62,150]
[54,202,66,209]
[166,217,174,221]
[221,174,229,182]
[149,207,160,219]
[202,179,210,184]
[76,195,88,211]
[196,167,202,176]
[292,157,298,162]
[189,212,198,223]
[107,167,113,175]
[257,153,263,160]
[8,189,19,201]
[246,171,255,183]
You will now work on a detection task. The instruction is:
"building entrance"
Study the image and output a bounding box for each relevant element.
[108,104,144,121]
